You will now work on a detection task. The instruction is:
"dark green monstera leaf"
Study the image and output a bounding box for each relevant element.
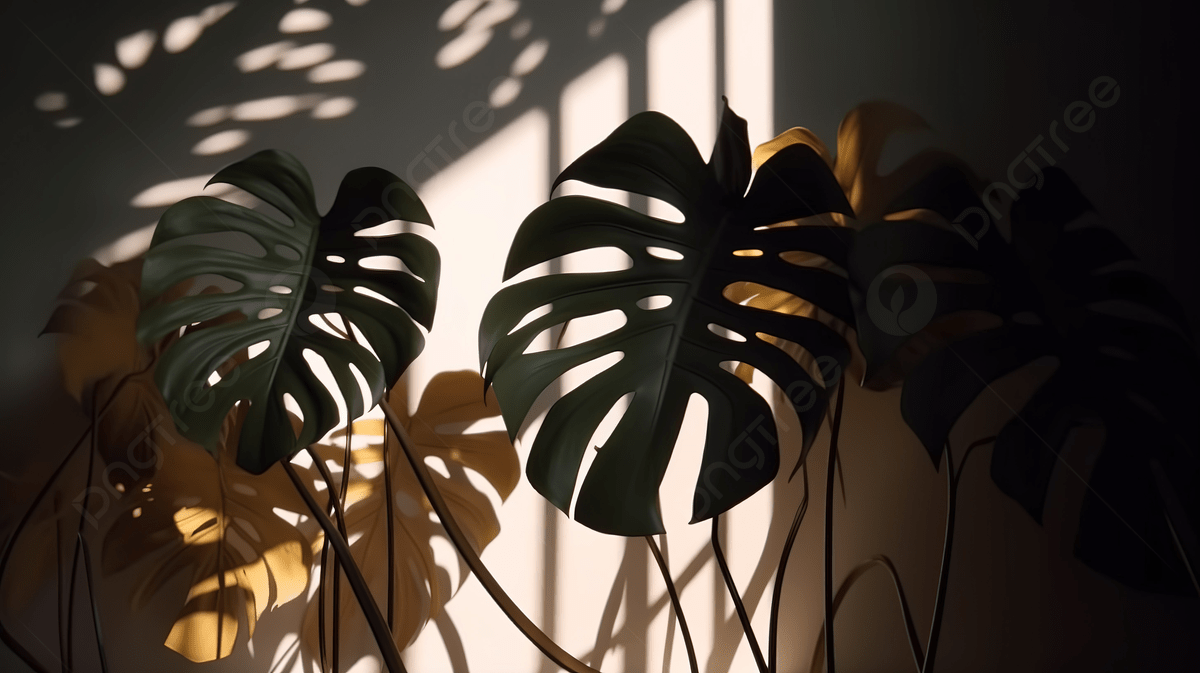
[479,101,855,536]
[138,150,439,474]
[850,166,1200,596]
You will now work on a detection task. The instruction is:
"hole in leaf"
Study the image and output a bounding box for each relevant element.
[509,303,553,335]
[327,255,346,263]
[646,246,684,261]
[269,285,292,294]
[354,286,401,308]
[258,308,282,320]
[647,197,685,223]
[733,249,763,257]
[636,295,672,310]
[708,323,747,342]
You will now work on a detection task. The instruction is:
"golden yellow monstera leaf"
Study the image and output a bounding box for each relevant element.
[733,102,985,389]
[101,403,314,663]
[303,370,520,655]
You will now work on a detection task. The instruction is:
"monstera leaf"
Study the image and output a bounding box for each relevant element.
[731,103,986,391]
[479,101,854,535]
[102,403,313,662]
[850,166,1200,595]
[137,149,440,474]
[302,370,519,653]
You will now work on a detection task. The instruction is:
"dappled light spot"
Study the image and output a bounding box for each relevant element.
[116,29,156,69]
[601,0,627,13]
[34,91,68,111]
[163,4,235,54]
[235,40,295,72]
[489,76,522,107]
[187,105,230,126]
[311,96,356,119]
[130,175,233,207]
[308,59,365,83]
[588,18,606,38]
[437,28,493,69]
[279,8,332,33]
[277,42,335,70]
[345,0,370,6]
[511,38,548,75]
[232,94,321,121]
[94,63,125,95]
[471,0,520,28]
[163,17,204,53]
[191,129,250,155]
[439,0,485,31]
[55,117,82,129]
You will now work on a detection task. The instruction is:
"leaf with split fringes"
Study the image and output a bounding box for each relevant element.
[479,100,855,536]
[101,405,314,663]
[137,149,440,474]
[301,371,519,654]
[851,167,1200,596]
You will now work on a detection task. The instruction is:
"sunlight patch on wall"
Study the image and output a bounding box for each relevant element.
[192,129,251,155]
[403,107,548,672]
[277,42,335,70]
[235,40,296,72]
[307,59,366,83]
[130,175,234,208]
[163,2,237,53]
[93,63,125,95]
[558,54,629,205]
[724,0,773,149]
[34,91,67,111]
[278,7,332,34]
[116,29,156,69]
[648,0,716,220]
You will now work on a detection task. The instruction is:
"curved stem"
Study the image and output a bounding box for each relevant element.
[645,535,698,673]
[712,515,767,673]
[305,446,353,673]
[922,436,994,673]
[76,534,109,673]
[0,369,138,673]
[383,420,396,630]
[66,401,99,672]
[809,555,924,673]
[822,382,846,673]
[282,461,406,673]
[769,462,809,673]
[380,403,602,673]
[1,422,92,672]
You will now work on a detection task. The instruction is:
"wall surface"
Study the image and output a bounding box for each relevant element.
[1,1,1197,672]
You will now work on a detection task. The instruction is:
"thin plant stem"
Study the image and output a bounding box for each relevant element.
[809,555,924,673]
[380,403,602,673]
[282,461,407,673]
[317,532,329,672]
[921,436,995,673]
[383,417,396,629]
[645,535,698,673]
[769,461,809,673]
[711,515,767,673]
[76,534,109,673]
[305,446,352,673]
[55,493,67,673]
[66,400,100,672]
[332,424,355,673]
[823,382,846,673]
